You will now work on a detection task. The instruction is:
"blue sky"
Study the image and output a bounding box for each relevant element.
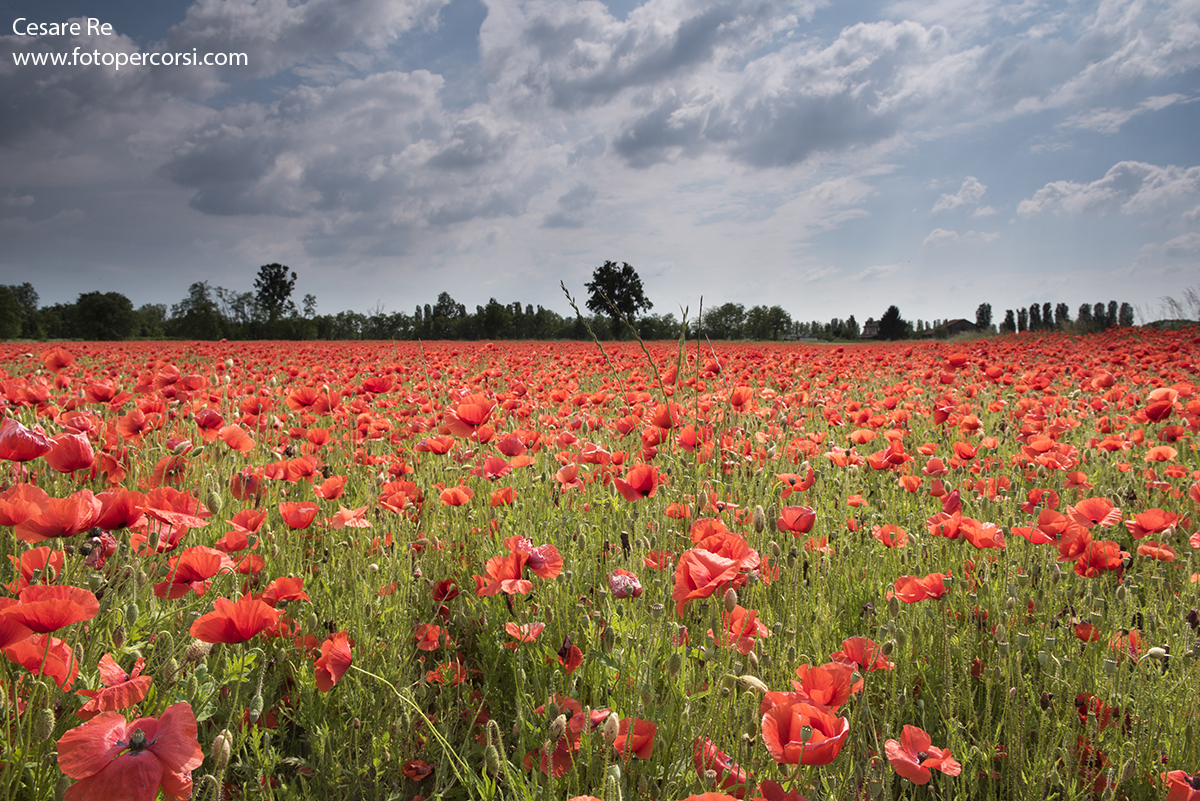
[2,0,1198,327]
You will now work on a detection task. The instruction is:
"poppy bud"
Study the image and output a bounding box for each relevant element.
[549,714,567,744]
[605,770,623,801]
[748,650,759,671]
[723,588,738,614]
[111,625,126,650]
[753,505,766,533]
[162,657,180,685]
[602,712,620,746]
[204,489,223,516]
[1145,646,1168,661]
[484,745,502,776]
[887,595,900,619]
[35,708,55,741]
[736,674,768,694]
[641,684,655,707]
[56,774,71,801]
[249,694,264,723]
[184,640,213,663]
[186,672,199,698]
[895,628,908,648]
[212,730,232,773]
[601,627,616,653]
[1116,584,1126,602]
[667,652,682,677]
[770,541,781,559]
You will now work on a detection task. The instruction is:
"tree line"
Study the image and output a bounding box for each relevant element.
[0,261,1156,343]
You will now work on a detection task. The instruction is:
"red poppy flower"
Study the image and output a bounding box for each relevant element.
[830,636,894,672]
[0,482,49,528]
[315,631,352,692]
[959,517,1005,550]
[0,417,52,462]
[505,536,563,579]
[314,475,346,500]
[95,489,146,531]
[413,624,445,651]
[761,697,849,765]
[791,662,856,709]
[613,718,656,760]
[776,506,816,536]
[615,464,659,502]
[445,393,497,438]
[0,597,33,649]
[608,568,643,599]
[490,486,518,507]
[672,549,740,616]
[57,702,203,801]
[14,490,102,544]
[1164,770,1200,801]
[693,738,749,798]
[6,545,64,593]
[3,584,99,633]
[888,573,949,604]
[1074,540,1125,578]
[440,485,475,506]
[279,501,320,530]
[1137,540,1177,562]
[189,595,280,644]
[153,547,234,600]
[5,632,79,688]
[871,524,908,548]
[504,621,545,648]
[402,759,433,781]
[557,637,583,673]
[885,724,961,784]
[75,654,153,720]
[229,467,265,501]
[260,576,310,606]
[475,550,533,597]
[45,432,96,474]
[1125,508,1179,540]
[1070,497,1122,529]
[328,504,371,529]
[709,605,770,655]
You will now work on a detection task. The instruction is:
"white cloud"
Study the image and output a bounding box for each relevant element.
[1018,161,1200,216]
[1059,94,1192,134]
[923,227,1000,246]
[932,175,986,212]
[973,205,997,216]
[1141,232,1200,256]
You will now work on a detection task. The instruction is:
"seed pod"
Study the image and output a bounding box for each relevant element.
[752,505,766,534]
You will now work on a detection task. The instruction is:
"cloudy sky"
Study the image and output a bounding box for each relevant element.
[2,0,1198,327]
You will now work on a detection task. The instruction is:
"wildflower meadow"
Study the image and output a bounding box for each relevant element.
[1,327,1198,801]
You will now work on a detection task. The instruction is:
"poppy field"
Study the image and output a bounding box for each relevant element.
[1,328,1199,801]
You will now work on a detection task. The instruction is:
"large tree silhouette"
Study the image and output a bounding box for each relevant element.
[585,261,653,335]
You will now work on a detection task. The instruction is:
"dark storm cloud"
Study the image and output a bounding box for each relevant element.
[541,183,597,227]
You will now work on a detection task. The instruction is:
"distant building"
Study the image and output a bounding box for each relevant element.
[944,319,979,336]
[861,318,879,339]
